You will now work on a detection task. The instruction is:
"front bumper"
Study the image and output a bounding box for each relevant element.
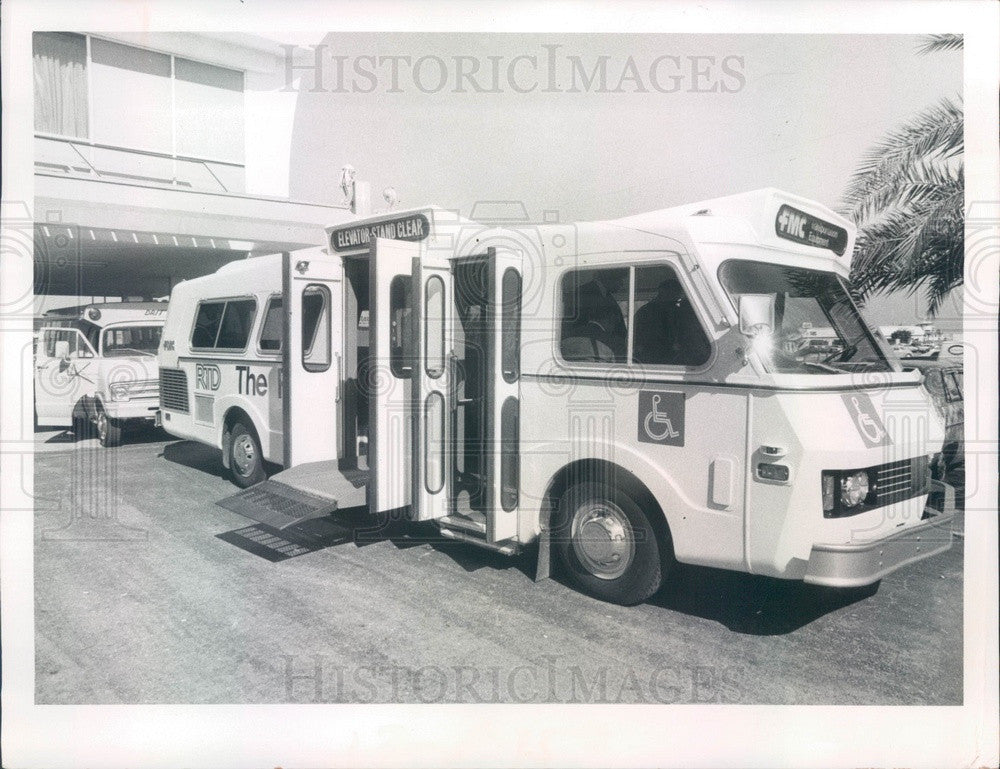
[803,480,956,588]
[102,398,160,421]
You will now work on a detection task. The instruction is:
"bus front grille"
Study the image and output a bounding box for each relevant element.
[160,368,189,413]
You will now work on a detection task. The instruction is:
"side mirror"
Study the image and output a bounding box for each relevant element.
[54,340,71,360]
[738,294,776,337]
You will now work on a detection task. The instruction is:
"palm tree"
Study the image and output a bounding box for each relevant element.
[842,34,963,316]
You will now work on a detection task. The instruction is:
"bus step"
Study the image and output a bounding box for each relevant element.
[217,480,338,530]
[438,526,518,556]
[439,513,486,535]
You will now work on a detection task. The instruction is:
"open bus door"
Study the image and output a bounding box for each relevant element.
[410,249,453,521]
[485,248,522,542]
[368,237,419,515]
[216,247,367,529]
[418,247,522,546]
[282,247,343,467]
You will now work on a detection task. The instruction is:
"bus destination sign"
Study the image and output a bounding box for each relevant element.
[774,204,848,256]
[330,212,430,252]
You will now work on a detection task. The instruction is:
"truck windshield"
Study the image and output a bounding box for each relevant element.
[101,325,163,357]
[719,260,892,374]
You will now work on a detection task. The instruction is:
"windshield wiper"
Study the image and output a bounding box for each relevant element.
[824,339,858,364]
[802,360,844,374]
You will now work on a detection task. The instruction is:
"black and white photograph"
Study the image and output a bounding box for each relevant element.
[1,1,997,767]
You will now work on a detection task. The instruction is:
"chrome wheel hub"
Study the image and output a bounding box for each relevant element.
[571,500,635,580]
[97,412,107,440]
[233,434,256,476]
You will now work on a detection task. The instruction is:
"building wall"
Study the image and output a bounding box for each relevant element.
[33,31,298,199]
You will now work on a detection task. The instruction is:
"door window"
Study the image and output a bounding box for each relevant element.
[389,275,413,378]
[424,276,446,379]
[302,284,331,372]
[501,268,521,382]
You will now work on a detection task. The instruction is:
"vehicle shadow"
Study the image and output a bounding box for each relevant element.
[40,429,78,444]
[647,563,878,636]
[160,440,228,480]
[39,425,172,446]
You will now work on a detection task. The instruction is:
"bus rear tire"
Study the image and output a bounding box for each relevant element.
[229,419,265,488]
[553,481,666,606]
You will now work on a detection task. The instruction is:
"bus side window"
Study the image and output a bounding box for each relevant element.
[259,296,283,352]
[559,267,628,363]
[192,302,225,348]
[632,265,711,367]
[302,285,331,372]
[216,299,256,350]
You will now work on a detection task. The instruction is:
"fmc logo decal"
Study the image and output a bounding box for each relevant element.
[195,363,221,391]
[840,391,891,448]
[637,390,685,447]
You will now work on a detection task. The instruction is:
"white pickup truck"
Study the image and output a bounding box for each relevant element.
[34,302,166,446]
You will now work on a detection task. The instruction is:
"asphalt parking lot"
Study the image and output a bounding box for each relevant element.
[34,428,963,705]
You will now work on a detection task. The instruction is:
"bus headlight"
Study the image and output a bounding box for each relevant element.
[840,470,869,508]
[109,383,131,401]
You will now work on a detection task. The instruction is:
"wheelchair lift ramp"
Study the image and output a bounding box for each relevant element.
[216,461,368,529]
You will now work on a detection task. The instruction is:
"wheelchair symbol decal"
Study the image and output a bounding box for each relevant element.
[840,392,890,448]
[638,390,685,446]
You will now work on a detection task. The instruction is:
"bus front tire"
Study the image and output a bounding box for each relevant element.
[96,408,122,448]
[553,481,667,606]
[229,420,265,488]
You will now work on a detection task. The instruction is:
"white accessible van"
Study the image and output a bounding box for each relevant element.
[158,189,955,605]
[35,302,166,446]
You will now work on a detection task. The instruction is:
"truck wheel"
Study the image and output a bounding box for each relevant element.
[96,408,122,448]
[553,481,668,606]
[71,415,92,438]
[229,419,265,488]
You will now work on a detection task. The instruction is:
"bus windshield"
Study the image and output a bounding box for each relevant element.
[719,260,892,374]
[101,325,163,357]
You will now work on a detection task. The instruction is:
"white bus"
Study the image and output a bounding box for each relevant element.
[157,190,955,605]
[35,302,166,446]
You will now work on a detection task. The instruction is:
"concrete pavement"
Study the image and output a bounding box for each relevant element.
[34,430,963,704]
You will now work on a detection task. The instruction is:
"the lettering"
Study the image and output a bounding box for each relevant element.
[237,365,268,396]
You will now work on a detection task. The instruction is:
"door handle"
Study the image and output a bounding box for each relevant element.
[447,354,458,412]
[334,353,342,402]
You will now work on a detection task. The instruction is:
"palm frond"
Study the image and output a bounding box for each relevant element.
[917,34,964,55]
[850,191,964,316]
[842,98,964,210]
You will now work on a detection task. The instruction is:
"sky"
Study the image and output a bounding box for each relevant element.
[285,33,964,329]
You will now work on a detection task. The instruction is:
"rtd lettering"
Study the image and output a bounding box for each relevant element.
[237,365,268,396]
[195,363,221,391]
